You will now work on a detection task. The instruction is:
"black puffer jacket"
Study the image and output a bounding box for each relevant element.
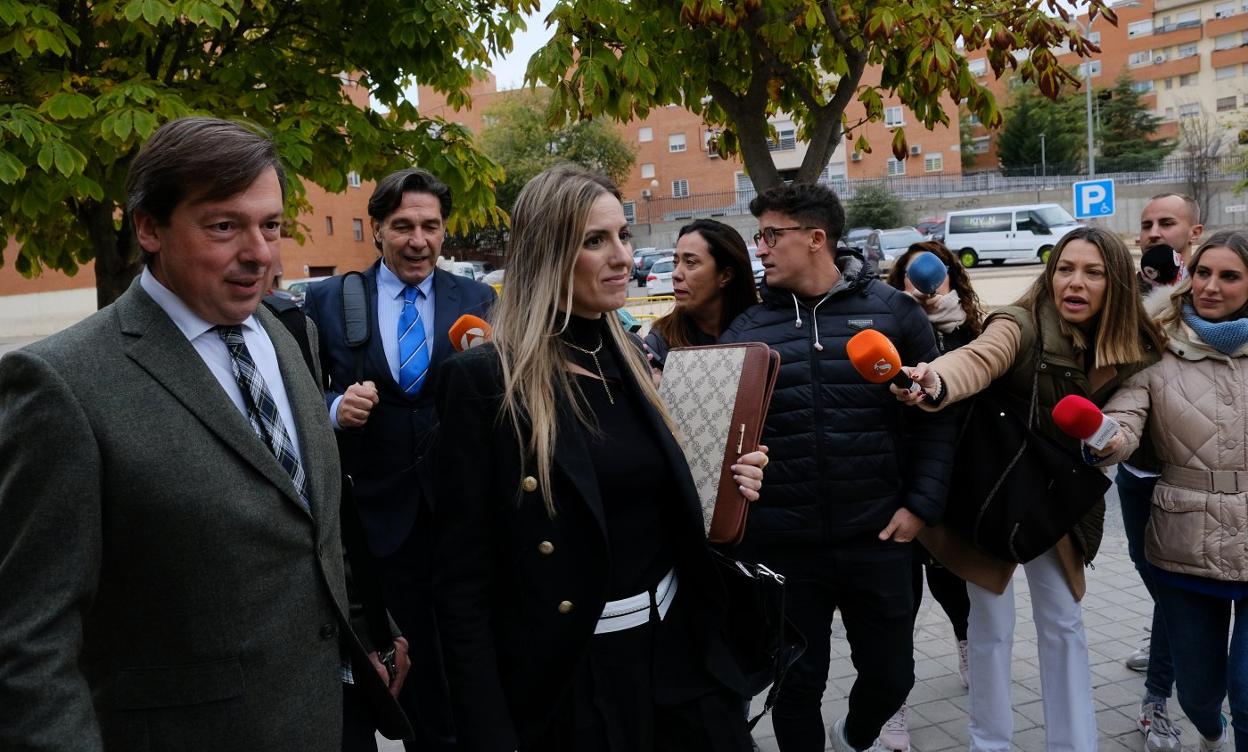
[720,252,958,549]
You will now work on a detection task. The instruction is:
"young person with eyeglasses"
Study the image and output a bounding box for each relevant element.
[720,183,958,752]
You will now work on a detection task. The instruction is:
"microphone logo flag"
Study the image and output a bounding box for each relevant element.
[872,358,893,377]
[457,327,488,351]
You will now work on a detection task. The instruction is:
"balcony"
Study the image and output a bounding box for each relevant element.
[1212,44,1248,67]
[1146,54,1202,79]
[1126,21,1202,51]
[1207,12,1248,37]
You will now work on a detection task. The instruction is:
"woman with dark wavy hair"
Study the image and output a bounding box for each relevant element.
[644,219,759,368]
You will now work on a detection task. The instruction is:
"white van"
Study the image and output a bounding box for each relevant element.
[943,204,1083,268]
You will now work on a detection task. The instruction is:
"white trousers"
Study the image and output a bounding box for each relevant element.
[966,546,1098,752]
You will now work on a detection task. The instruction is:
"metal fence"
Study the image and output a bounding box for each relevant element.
[633,155,1248,224]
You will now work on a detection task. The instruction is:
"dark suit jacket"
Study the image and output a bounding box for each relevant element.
[431,343,748,752]
[304,263,496,557]
[0,279,406,751]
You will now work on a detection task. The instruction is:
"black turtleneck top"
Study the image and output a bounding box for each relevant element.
[559,315,678,600]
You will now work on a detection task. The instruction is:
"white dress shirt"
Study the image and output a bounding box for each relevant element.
[140,268,304,465]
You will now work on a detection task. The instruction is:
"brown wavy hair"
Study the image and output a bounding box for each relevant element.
[885,241,986,337]
[650,219,759,346]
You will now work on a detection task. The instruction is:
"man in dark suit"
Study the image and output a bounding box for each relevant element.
[0,117,406,751]
[304,168,496,751]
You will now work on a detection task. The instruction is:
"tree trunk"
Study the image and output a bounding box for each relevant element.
[86,200,141,309]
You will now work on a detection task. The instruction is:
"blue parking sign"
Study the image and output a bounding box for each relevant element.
[1072,179,1115,219]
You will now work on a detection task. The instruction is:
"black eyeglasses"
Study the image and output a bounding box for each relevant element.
[753,225,815,248]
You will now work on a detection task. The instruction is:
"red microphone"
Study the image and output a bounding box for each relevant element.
[846,329,919,393]
[448,314,493,352]
[1052,394,1120,450]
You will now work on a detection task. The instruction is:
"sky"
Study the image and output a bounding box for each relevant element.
[490,4,553,89]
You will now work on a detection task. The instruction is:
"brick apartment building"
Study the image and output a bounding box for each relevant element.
[963,0,1247,170]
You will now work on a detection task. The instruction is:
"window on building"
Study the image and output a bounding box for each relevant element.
[347,171,361,188]
[1218,95,1239,112]
[734,172,754,200]
[1179,103,1201,117]
[1165,77,1174,89]
[1089,31,1101,45]
[886,158,906,176]
[1133,80,1155,93]
[671,178,690,198]
[971,136,990,154]
[622,201,637,223]
[1242,30,1248,44]
[325,216,334,236]
[1217,65,1238,80]
[1178,43,1198,58]
[1079,60,1102,78]
[1163,106,1175,119]
[352,218,364,242]
[1180,73,1197,86]
[668,133,686,152]
[966,111,982,126]
[1129,49,1153,66]
[968,58,986,76]
[1177,9,1200,24]
[1216,33,1238,50]
[638,127,653,143]
[308,265,336,277]
[1216,2,1236,17]
[884,106,904,126]
[640,163,655,179]
[924,153,943,173]
[1128,20,1153,37]
[768,127,797,151]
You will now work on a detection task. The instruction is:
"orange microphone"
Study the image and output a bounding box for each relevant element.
[846,329,918,392]
[448,314,493,352]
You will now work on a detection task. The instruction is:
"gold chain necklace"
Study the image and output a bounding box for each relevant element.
[563,338,614,405]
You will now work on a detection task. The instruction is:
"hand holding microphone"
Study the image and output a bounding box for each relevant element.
[448,314,493,352]
[847,329,921,395]
[1052,394,1123,454]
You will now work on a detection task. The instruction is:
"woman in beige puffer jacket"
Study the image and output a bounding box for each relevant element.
[1095,230,1248,752]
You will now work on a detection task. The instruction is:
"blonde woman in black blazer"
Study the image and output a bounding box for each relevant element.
[432,165,769,752]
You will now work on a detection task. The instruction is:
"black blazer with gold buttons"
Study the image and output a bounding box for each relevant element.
[431,343,747,752]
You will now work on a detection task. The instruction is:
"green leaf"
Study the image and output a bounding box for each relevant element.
[0,151,27,184]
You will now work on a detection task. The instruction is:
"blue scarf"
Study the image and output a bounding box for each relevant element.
[1182,303,1248,355]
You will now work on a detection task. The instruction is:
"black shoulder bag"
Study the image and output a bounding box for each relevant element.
[941,316,1111,564]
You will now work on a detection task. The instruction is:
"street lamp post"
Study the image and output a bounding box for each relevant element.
[1040,133,1047,177]
[1084,20,1096,177]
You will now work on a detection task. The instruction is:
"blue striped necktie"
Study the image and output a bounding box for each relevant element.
[215,325,310,511]
[398,285,429,397]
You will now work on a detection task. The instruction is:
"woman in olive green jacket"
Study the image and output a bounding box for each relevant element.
[897,227,1165,752]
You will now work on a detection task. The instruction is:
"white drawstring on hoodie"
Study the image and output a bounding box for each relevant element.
[790,291,834,352]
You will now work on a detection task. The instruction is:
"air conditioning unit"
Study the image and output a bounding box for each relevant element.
[851,152,863,162]
[909,144,922,155]
[641,189,652,198]
[1154,55,1167,64]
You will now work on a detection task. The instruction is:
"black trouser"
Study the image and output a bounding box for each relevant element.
[761,542,915,752]
[343,680,381,752]
[912,546,970,642]
[378,517,457,752]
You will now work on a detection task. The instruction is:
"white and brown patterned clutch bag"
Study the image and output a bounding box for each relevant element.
[657,343,780,544]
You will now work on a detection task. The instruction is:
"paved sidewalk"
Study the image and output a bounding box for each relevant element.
[746,496,1227,751]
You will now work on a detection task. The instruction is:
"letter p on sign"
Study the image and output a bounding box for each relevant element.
[1072,178,1115,219]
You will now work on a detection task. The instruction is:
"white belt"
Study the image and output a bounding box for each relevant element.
[594,568,678,635]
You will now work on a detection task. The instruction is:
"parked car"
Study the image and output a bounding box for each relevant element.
[844,227,873,250]
[463,261,488,281]
[283,276,331,309]
[646,257,675,295]
[943,203,1082,268]
[749,253,765,287]
[916,219,945,242]
[635,249,673,286]
[864,227,926,273]
[483,269,505,285]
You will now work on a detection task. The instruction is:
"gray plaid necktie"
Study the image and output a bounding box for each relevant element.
[215,325,310,511]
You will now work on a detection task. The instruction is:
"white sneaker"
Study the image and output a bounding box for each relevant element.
[957,639,970,689]
[1126,638,1150,672]
[828,718,895,752]
[1198,715,1229,752]
[878,705,911,751]
[1137,699,1181,752]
